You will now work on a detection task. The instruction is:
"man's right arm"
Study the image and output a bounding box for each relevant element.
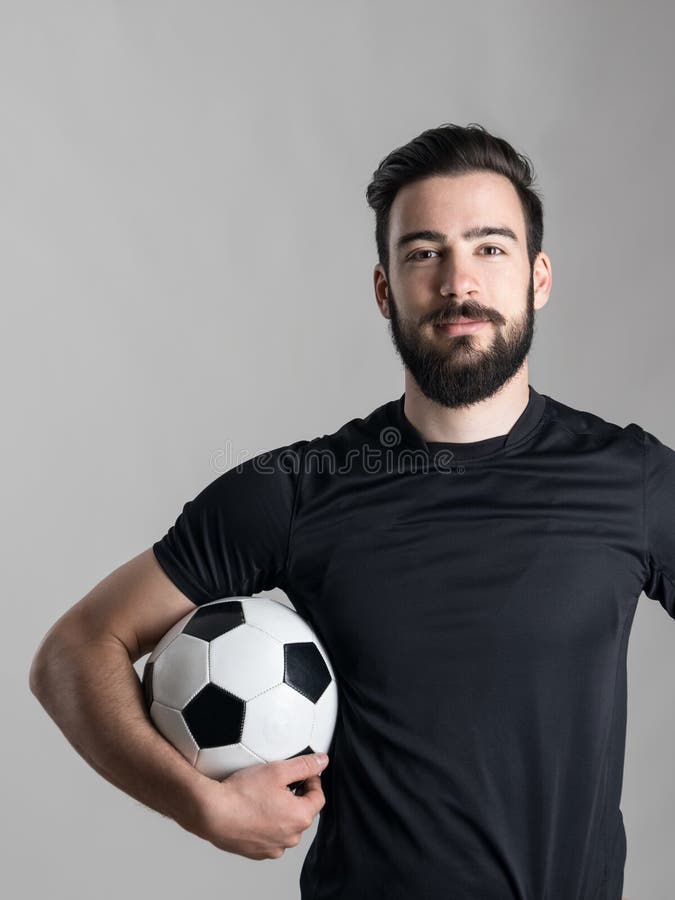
[28,547,213,837]
[28,546,329,859]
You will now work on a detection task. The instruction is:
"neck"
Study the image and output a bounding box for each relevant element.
[403,367,531,444]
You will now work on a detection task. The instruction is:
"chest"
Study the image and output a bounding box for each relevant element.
[286,463,645,692]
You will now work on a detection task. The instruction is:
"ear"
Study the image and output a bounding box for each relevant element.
[532,251,552,311]
[374,264,390,319]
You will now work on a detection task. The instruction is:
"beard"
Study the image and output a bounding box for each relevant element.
[386,277,536,410]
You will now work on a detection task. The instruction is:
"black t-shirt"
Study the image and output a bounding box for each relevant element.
[152,385,675,900]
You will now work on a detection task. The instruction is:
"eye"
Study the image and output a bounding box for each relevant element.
[480,245,505,256]
[409,249,440,261]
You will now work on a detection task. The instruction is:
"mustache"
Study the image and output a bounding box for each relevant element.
[428,304,505,327]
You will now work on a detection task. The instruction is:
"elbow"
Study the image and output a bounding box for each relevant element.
[28,609,88,699]
[29,641,53,700]
[29,624,72,700]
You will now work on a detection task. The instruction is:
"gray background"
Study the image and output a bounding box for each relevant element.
[5,1,674,897]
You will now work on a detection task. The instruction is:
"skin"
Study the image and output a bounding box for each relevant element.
[373,171,553,444]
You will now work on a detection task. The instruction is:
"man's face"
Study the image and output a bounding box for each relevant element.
[374,171,549,409]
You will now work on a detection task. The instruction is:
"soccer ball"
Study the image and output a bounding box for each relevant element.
[142,596,338,791]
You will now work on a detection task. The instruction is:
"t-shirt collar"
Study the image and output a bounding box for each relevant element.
[389,384,547,459]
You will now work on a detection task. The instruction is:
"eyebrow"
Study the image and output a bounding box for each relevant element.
[395,225,519,253]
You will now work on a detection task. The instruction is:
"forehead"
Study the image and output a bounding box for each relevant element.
[389,171,526,244]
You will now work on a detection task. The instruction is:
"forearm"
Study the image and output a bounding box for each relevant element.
[29,631,212,837]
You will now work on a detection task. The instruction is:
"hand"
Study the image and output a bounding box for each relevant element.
[192,752,330,860]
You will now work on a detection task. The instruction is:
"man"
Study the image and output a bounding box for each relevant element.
[30,123,672,899]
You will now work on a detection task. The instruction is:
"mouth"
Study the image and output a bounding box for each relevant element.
[434,319,490,336]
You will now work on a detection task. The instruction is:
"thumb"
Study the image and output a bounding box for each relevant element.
[275,752,329,787]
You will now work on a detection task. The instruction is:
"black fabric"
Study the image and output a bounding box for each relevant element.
[410,383,547,460]
[152,385,675,900]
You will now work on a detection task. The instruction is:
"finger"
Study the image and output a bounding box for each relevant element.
[298,777,326,812]
[276,752,329,787]
[297,774,322,796]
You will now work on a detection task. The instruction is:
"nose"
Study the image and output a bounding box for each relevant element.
[439,256,480,299]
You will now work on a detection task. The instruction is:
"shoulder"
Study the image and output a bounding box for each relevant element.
[267,398,393,469]
[234,397,393,482]
[542,393,647,451]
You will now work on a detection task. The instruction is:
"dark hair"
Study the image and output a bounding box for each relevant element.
[365,122,544,279]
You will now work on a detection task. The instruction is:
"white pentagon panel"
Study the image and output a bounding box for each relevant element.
[209,624,284,700]
[242,597,317,644]
[243,682,315,760]
[310,681,339,753]
[153,633,209,709]
[150,702,199,765]
[196,743,266,780]
[147,607,198,663]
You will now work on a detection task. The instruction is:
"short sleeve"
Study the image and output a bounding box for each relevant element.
[642,427,675,616]
[152,439,309,605]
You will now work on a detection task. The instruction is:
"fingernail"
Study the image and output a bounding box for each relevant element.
[315,753,328,765]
